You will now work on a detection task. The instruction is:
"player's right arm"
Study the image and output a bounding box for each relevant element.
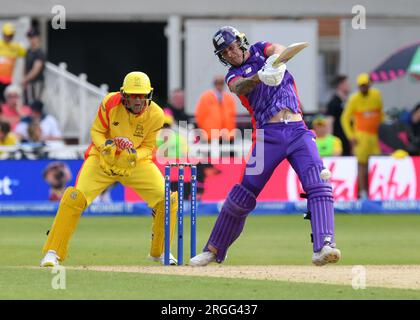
[231,58,286,93]
[91,96,112,149]
[90,94,121,175]
[228,74,261,96]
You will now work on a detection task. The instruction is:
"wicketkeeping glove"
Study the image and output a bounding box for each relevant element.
[99,140,117,176]
[113,137,134,151]
[110,148,137,177]
[258,54,287,86]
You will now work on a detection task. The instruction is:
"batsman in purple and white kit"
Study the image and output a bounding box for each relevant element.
[190,26,341,267]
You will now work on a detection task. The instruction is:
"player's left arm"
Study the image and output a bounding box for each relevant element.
[136,109,164,160]
[18,44,27,57]
[341,97,356,141]
[265,43,287,57]
[255,43,288,87]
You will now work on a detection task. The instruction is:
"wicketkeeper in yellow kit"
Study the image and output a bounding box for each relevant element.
[40,71,178,267]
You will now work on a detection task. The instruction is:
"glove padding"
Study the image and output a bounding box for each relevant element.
[110,148,137,177]
[258,54,287,86]
[264,53,281,68]
[99,140,117,176]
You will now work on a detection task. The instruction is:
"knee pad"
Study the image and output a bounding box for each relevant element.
[301,165,333,200]
[224,184,257,218]
[60,187,88,211]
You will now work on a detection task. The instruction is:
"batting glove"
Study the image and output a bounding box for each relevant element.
[264,54,281,68]
[258,54,287,86]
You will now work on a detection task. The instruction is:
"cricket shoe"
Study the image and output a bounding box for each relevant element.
[149,252,177,266]
[40,250,59,267]
[312,245,341,266]
[189,251,217,267]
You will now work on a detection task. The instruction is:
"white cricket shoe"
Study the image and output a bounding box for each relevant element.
[149,252,177,265]
[40,250,59,267]
[312,245,341,266]
[189,251,217,267]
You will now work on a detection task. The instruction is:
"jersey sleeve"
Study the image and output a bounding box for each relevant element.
[341,95,356,140]
[376,89,385,123]
[136,104,164,160]
[90,95,112,148]
[18,44,27,57]
[252,41,272,57]
[225,68,242,87]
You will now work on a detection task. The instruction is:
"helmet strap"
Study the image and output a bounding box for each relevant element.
[218,54,229,67]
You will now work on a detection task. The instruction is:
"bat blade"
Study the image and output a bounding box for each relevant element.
[272,42,309,67]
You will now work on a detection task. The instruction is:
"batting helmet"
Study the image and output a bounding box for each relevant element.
[212,26,249,66]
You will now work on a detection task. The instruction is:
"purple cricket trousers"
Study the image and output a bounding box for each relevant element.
[205,120,336,262]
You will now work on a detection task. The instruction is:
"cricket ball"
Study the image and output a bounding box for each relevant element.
[320,168,331,180]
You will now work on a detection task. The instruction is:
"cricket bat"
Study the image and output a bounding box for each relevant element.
[272,42,309,67]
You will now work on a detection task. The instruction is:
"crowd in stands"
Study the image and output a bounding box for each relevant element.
[0,22,61,158]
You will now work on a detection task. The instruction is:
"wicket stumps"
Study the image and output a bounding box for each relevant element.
[164,163,197,266]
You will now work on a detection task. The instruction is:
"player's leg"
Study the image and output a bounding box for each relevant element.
[287,126,341,266]
[191,127,287,266]
[353,132,371,199]
[357,162,368,198]
[121,159,178,264]
[365,134,381,197]
[41,155,115,266]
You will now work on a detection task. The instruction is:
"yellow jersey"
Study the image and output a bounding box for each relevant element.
[341,88,384,139]
[0,40,26,84]
[0,132,17,146]
[0,132,17,156]
[85,92,164,161]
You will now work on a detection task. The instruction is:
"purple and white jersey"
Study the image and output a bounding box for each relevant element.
[225,41,302,128]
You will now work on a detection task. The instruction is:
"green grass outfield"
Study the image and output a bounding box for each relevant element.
[0,214,420,299]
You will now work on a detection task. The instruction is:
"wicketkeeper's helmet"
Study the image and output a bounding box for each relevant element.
[120,71,154,111]
[213,26,249,66]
